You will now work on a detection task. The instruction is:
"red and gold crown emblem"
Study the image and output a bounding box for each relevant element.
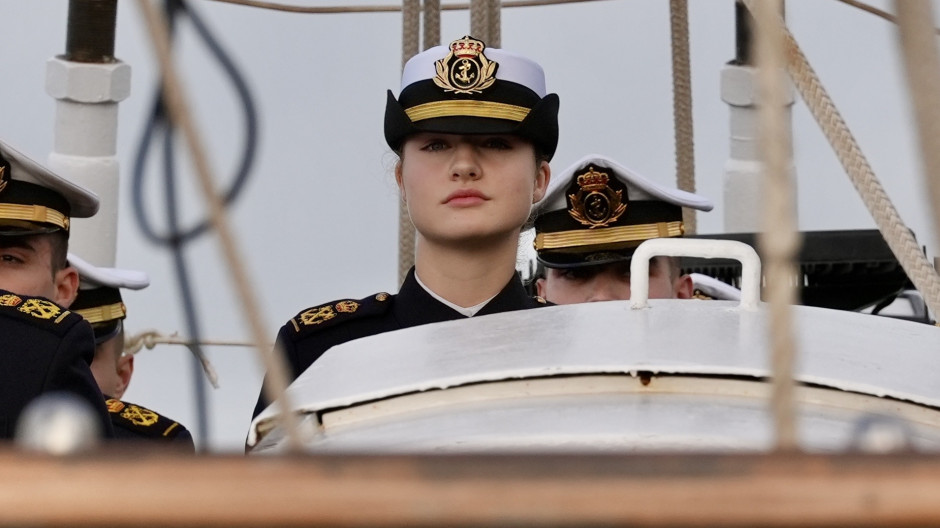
[434,35,498,94]
[451,36,484,59]
[0,293,23,307]
[576,167,610,192]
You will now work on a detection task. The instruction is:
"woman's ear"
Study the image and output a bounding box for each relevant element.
[532,160,551,203]
[395,160,406,202]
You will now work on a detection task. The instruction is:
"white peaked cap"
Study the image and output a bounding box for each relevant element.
[68,253,150,291]
[536,153,714,214]
[400,44,547,97]
[690,273,742,301]
[0,139,99,218]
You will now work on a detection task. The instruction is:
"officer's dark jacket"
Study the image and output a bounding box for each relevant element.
[252,268,548,418]
[104,397,195,452]
[0,289,113,439]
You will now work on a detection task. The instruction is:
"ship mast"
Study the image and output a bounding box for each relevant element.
[721,0,795,233]
[47,0,127,267]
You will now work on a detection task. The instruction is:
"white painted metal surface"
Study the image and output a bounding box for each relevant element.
[45,57,131,267]
[720,63,796,232]
[248,299,940,452]
[630,238,760,309]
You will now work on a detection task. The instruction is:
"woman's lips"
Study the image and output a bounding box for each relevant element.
[444,189,489,206]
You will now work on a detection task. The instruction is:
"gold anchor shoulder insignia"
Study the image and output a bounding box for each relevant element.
[299,305,336,326]
[434,35,498,94]
[122,404,159,427]
[17,298,63,320]
[291,293,394,335]
[0,293,23,307]
[567,166,627,228]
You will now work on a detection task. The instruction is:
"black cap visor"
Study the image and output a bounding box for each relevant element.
[385,81,559,160]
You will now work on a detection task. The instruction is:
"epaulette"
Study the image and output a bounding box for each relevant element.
[288,292,393,338]
[105,398,189,440]
[0,291,81,336]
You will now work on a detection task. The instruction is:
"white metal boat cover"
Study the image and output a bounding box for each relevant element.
[248,300,940,447]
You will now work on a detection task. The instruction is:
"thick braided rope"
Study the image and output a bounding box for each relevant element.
[471,0,487,41]
[750,0,799,452]
[895,1,940,277]
[136,0,303,450]
[398,0,420,286]
[772,5,940,318]
[423,0,441,49]
[487,0,501,48]
[669,0,696,235]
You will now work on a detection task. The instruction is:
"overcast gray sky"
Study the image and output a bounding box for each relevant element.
[2,0,937,451]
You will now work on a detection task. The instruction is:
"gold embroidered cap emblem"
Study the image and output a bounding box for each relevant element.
[299,305,336,326]
[0,294,23,307]
[567,166,627,228]
[434,36,498,94]
[17,298,62,320]
[122,405,158,427]
[335,300,359,313]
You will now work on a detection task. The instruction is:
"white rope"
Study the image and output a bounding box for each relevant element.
[487,0,501,48]
[744,1,940,319]
[201,0,599,14]
[135,0,303,452]
[748,0,800,452]
[398,0,420,286]
[669,0,696,235]
[423,0,441,50]
[894,0,940,288]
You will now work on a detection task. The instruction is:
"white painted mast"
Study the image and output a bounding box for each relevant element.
[46,0,129,267]
[721,1,795,233]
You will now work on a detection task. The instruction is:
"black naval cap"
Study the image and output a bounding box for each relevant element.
[0,139,98,237]
[385,35,560,160]
[68,253,150,345]
[532,154,714,269]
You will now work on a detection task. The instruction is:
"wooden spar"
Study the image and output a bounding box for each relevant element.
[4,449,940,527]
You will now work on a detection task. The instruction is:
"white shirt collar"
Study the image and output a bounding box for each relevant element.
[414,272,496,317]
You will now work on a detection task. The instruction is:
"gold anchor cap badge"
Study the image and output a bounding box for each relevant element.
[434,36,498,94]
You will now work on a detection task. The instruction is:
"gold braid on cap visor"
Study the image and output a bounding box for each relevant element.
[405,100,531,122]
[0,204,70,230]
[534,221,684,251]
[75,302,126,325]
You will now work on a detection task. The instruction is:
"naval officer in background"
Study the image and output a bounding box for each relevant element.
[531,154,715,304]
[69,254,195,451]
[0,139,113,440]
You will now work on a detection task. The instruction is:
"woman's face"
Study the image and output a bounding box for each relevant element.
[396,132,550,247]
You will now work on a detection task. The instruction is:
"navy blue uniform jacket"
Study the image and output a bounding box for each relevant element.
[105,397,195,452]
[252,268,547,419]
[0,289,113,439]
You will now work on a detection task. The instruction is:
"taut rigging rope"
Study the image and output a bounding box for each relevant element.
[669,0,696,235]
[743,0,940,320]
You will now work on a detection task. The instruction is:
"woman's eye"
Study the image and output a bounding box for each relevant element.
[483,137,511,150]
[421,140,447,152]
